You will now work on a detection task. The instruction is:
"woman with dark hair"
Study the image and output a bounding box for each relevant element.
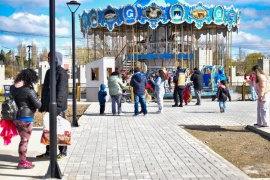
[245,65,270,127]
[10,69,41,169]
[150,69,167,113]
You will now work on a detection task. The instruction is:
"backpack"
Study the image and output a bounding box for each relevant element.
[1,89,19,120]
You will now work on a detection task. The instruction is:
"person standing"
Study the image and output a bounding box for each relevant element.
[245,65,270,127]
[190,67,204,105]
[247,73,258,101]
[130,67,148,116]
[215,80,231,113]
[10,69,41,169]
[172,66,186,107]
[36,51,69,160]
[108,72,126,115]
[150,70,167,113]
[98,83,107,115]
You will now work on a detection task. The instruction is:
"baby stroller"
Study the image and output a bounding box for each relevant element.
[121,90,131,103]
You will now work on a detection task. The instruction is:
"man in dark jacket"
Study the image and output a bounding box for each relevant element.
[172,66,186,107]
[130,67,148,116]
[36,51,69,160]
[190,67,204,105]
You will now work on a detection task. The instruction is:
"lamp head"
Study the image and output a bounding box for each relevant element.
[67,1,81,13]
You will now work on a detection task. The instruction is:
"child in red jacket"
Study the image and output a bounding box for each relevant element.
[183,83,191,105]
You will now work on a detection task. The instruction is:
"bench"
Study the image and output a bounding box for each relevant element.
[3,85,11,100]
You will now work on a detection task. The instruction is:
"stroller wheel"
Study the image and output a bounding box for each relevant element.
[121,97,126,103]
[126,97,131,103]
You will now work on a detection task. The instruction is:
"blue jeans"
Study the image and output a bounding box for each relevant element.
[219,101,226,111]
[134,94,147,115]
[111,95,122,115]
[250,86,257,100]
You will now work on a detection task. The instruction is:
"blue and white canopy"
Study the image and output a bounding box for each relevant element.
[80,0,240,33]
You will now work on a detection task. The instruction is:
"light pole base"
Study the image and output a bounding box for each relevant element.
[45,161,63,179]
[72,118,79,127]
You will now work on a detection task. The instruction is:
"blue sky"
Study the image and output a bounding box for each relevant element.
[0,0,270,59]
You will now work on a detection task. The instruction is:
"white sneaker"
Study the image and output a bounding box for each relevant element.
[118,113,124,116]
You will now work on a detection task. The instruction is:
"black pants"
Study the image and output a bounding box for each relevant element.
[173,86,184,105]
[173,86,179,105]
[177,88,184,106]
[45,111,67,155]
[100,104,105,114]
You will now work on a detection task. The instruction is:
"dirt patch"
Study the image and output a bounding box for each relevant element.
[184,126,270,178]
[33,104,90,127]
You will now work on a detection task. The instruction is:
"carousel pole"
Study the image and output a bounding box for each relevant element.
[212,24,214,65]
[191,24,194,69]
[206,28,208,65]
[187,24,190,69]
[131,25,135,103]
[230,31,233,86]
[94,29,96,60]
[174,25,177,66]
[181,24,184,67]
[225,30,228,76]
[216,26,218,65]
[102,28,104,57]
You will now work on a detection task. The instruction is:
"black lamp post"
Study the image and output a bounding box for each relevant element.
[67,0,80,127]
[27,45,32,69]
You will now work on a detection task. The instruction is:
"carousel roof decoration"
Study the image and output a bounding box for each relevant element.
[79,0,240,33]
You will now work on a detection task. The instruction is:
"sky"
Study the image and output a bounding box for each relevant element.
[0,0,270,60]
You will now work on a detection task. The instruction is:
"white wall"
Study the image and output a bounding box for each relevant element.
[85,57,115,102]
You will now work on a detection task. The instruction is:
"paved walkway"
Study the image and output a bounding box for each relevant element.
[0,99,270,180]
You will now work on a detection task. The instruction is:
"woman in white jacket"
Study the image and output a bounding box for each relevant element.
[150,70,167,114]
[245,65,270,127]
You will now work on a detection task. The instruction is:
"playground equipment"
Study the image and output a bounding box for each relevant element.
[79,0,240,98]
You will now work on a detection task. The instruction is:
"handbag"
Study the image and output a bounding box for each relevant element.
[41,112,71,146]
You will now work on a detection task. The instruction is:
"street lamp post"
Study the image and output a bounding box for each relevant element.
[67,0,80,127]
[27,45,32,69]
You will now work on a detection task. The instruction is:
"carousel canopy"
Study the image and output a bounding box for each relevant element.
[134,0,188,6]
[80,0,240,33]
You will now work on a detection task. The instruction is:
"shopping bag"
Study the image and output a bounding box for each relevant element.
[41,112,71,146]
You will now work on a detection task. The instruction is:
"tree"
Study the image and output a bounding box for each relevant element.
[243,53,264,75]
[17,43,26,71]
[0,49,6,62]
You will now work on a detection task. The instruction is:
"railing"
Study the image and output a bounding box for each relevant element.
[126,41,192,55]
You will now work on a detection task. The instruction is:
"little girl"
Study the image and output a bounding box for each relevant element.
[216,80,231,113]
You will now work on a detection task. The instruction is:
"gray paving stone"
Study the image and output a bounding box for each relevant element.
[56,101,259,180]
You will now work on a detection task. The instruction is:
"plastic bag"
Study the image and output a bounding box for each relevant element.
[41,112,71,146]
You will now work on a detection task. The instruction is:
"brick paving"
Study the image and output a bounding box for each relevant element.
[1,99,269,180]
[58,100,258,180]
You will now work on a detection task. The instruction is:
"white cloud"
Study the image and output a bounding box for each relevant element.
[0,35,19,48]
[233,31,270,56]
[0,12,70,36]
[241,8,257,18]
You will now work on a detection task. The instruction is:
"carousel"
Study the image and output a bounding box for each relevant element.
[79,0,240,94]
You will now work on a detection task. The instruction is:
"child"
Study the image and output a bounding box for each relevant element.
[98,83,107,115]
[216,80,231,113]
[183,83,191,105]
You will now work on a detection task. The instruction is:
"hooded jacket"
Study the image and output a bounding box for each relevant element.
[10,82,41,121]
[173,68,185,88]
[130,72,147,95]
[40,52,68,115]
[216,85,231,101]
[190,69,204,90]
[108,75,126,96]
[98,84,107,104]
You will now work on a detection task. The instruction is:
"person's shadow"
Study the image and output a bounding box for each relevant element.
[0,154,45,178]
